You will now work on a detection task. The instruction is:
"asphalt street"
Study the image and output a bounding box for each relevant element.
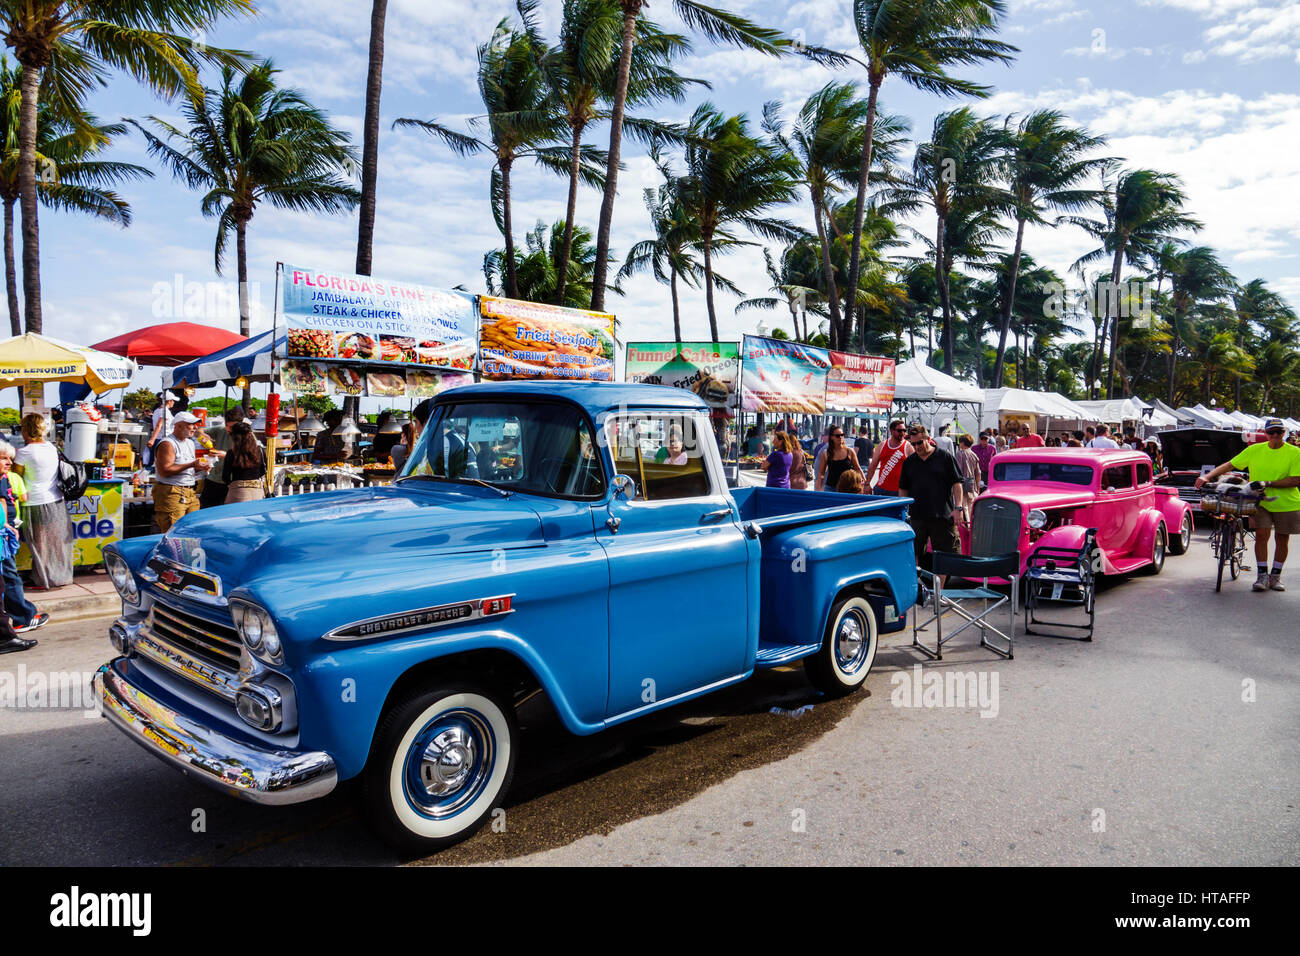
[1,524,1295,866]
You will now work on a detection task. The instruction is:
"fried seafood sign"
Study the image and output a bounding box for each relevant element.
[479,296,616,381]
[740,334,831,414]
[280,264,477,370]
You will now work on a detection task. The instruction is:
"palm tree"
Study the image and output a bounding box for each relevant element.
[618,166,738,344]
[1,59,151,334]
[991,109,1106,387]
[519,0,700,305]
[679,102,802,341]
[820,0,1017,339]
[891,108,1005,373]
[1159,246,1234,404]
[395,22,593,300]
[484,219,618,308]
[763,85,908,350]
[1070,165,1201,398]
[0,0,253,333]
[588,0,787,311]
[1232,278,1296,408]
[132,62,360,347]
[736,242,829,342]
[356,0,388,276]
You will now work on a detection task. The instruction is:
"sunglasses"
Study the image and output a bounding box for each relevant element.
[830,432,844,438]
[909,439,927,447]
[1267,429,1284,435]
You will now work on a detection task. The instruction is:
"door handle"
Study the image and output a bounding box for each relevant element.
[702,508,732,522]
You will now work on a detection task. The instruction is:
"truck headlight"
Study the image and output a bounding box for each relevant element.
[232,601,282,665]
[105,551,140,604]
[1027,509,1048,530]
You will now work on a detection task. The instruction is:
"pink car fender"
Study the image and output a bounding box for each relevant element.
[1155,487,1193,547]
[1031,524,1100,573]
[1131,509,1167,567]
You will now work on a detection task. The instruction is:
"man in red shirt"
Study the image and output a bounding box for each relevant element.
[867,419,912,495]
[1013,422,1045,448]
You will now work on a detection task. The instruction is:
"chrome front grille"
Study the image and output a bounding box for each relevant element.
[148,599,242,672]
[972,497,1023,556]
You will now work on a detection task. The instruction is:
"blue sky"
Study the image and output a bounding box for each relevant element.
[24,0,1300,404]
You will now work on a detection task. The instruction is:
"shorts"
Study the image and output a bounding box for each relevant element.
[911,514,960,563]
[1252,508,1300,535]
[873,487,899,497]
[962,478,978,496]
[153,483,199,532]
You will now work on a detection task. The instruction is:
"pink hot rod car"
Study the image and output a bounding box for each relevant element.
[960,447,1194,576]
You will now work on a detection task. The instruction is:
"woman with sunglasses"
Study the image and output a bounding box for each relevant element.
[864,419,911,496]
[815,426,865,492]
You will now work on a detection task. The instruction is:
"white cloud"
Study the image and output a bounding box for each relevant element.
[1143,0,1300,63]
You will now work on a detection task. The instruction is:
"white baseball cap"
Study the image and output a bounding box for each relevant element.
[173,411,200,425]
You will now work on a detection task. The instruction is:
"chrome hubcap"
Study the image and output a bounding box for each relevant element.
[419,728,477,797]
[835,611,871,674]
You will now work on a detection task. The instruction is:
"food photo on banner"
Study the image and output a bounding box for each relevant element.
[624,342,740,408]
[276,263,479,397]
[826,351,896,413]
[739,334,831,415]
[479,296,616,381]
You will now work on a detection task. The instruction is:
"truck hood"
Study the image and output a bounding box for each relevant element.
[149,484,545,592]
[1158,428,1248,472]
[983,485,1096,511]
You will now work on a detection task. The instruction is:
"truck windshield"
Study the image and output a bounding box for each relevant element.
[993,461,1095,486]
[398,401,605,498]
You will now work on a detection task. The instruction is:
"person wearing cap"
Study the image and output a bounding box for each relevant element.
[153,412,212,532]
[146,391,178,466]
[1196,418,1300,592]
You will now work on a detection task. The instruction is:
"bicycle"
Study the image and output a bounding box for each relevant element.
[1201,491,1261,592]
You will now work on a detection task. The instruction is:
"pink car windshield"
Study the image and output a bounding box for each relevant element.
[993,461,1095,486]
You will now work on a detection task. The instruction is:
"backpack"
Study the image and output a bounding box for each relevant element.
[56,449,89,501]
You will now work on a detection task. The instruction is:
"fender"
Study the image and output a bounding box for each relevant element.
[1032,524,1102,572]
[1154,489,1192,540]
[1132,509,1167,565]
[294,626,606,781]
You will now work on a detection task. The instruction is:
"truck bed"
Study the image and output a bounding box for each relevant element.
[729,487,917,665]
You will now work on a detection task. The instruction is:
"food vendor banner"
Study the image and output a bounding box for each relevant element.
[826,351,895,412]
[279,263,477,370]
[739,335,830,414]
[624,342,739,408]
[280,361,471,398]
[17,480,123,571]
[479,296,615,381]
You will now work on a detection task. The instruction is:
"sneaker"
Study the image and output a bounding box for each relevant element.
[1252,573,1269,591]
[13,612,48,633]
[1268,574,1286,592]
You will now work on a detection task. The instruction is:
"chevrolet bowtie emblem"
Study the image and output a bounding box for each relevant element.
[160,569,183,586]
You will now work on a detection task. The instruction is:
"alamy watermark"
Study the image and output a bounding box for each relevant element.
[0,665,101,717]
[151,273,263,322]
[889,664,1000,718]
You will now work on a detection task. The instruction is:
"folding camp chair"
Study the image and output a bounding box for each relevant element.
[1023,529,1098,641]
[911,552,1019,660]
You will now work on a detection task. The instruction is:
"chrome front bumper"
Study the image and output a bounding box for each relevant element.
[97,658,337,806]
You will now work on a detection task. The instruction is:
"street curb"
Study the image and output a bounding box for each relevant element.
[32,592,120,624]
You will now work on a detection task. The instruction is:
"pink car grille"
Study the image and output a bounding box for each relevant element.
[972,497,1023,556]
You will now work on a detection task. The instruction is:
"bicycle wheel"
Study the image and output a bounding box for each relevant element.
[1216,520,1232,592]
[1229,522,1246,580]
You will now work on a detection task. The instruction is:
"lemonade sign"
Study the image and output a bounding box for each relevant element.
[16,481,124,570]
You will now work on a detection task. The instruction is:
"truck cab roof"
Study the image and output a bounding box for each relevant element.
[437,380,709,415]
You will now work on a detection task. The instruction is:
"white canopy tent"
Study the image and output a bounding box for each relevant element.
[972,388,1094,433]
[892,359,984,434]
[1075,398,1146,424]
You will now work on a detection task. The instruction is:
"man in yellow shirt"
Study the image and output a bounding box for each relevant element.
[1196,418,1300,591]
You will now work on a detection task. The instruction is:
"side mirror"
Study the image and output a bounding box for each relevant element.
[612,473,636,501]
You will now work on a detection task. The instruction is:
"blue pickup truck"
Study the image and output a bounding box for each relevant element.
[97,382,916,851]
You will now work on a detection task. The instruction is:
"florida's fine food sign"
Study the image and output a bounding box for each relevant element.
[624,342,739,408]
[739,335,831,414]
[826,351,896,413]
[479,296,616,381]
[279,264,478,370]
